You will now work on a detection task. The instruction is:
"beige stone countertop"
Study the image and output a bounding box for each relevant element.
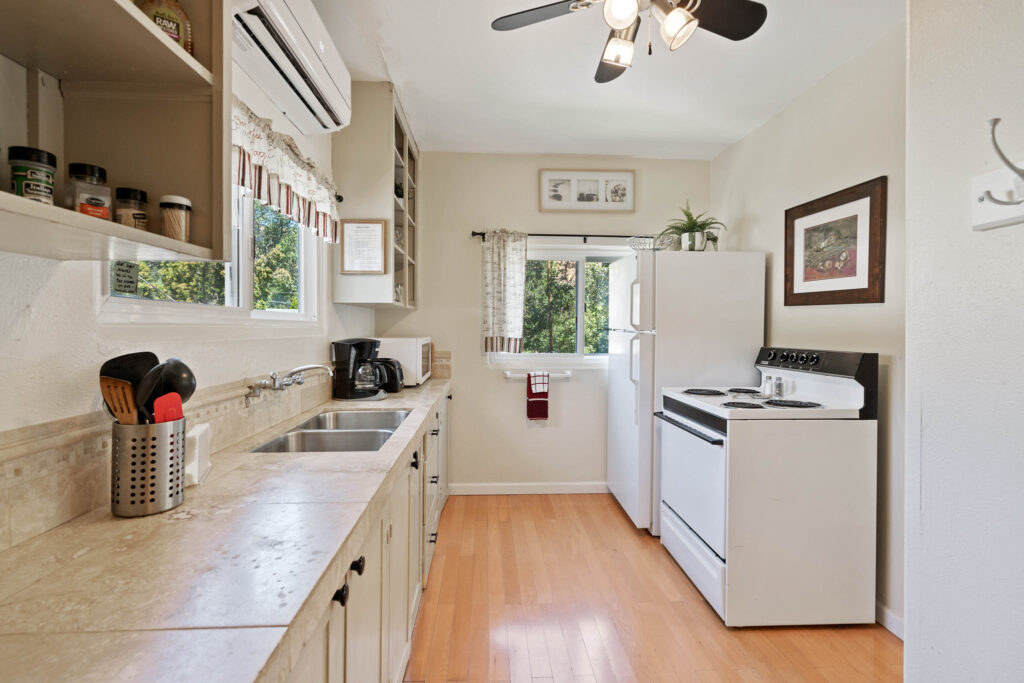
[0,379,451,682]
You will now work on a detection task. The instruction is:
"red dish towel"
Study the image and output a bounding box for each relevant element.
[527,371,549,421]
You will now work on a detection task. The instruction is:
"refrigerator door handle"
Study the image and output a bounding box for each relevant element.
[628,334,640,387]
[629,279,640,330]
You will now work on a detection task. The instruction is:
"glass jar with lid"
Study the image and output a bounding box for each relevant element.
[64,163,111,219]
[115,188,148,231]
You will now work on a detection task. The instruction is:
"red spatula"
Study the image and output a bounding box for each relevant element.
[153,392,184,423]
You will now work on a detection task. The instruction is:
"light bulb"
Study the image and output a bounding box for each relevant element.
[601,36,635,67]
[603,0,639,30]
[651,0,699,51]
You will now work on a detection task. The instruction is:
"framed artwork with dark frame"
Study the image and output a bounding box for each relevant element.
[784,177,888,306]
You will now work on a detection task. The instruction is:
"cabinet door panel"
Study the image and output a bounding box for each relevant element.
[387,464,412,682]
[288,605,330,683]
[345,519,383,683]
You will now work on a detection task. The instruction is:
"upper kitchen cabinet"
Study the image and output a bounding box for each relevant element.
[333,82,420,309]
[0,0,231,261]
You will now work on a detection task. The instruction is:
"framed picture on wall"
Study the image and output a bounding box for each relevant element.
[339,219,387,274]
[539,169,636,213]
[784,177,888,306]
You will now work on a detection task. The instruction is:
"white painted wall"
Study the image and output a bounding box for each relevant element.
[375,153,710,491]
[710,27,907,632]
[0,62,372,432]
[905,2,1024,679]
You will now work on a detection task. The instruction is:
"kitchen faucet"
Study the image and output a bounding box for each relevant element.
[246,364,334,398]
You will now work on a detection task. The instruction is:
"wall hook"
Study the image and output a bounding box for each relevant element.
[982,118,1024,206]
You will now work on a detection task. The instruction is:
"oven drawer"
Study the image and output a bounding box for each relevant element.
[661,502,725,620]
[658,412,727,559]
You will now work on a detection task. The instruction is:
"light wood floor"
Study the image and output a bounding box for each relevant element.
[405,494,902,683]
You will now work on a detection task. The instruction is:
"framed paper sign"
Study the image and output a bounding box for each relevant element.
[784,177,887,306]
[340,219,387,274]
[539,169,635,213]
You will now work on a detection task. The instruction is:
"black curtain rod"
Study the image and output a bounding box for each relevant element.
[470,231,636,243]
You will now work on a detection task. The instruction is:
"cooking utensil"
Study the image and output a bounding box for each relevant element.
[153,392,184,423]
[161,357,196,403]
[135,362,167,423]
[99,352,159,387]
[100,377,137,425]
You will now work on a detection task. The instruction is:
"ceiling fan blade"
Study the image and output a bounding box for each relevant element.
[595,59,628,84]
[693,0,767,41]
[492,0,579,31]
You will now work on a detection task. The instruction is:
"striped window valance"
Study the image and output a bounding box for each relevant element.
[230,96,340,242]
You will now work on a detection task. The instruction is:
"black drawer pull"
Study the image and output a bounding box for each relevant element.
[431,429,440,436]
[332,584,349,606]
[654,411,725,445]
[429,532,438,544]
[411,451,419,469]
[350,556,365,575]
[430,475,439,484]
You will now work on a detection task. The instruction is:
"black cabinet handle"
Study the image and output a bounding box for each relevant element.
[431,429,440,436]
[429,532,438,544]
[332,584,349,606]
[447,394,452,400]
[430,475,439,484]
[350,556,365,575]
[411,451,419,469]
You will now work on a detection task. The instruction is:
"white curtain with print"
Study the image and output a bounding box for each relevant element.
[481,230,528,353]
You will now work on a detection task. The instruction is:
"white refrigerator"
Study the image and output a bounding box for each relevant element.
[606,250,766,533]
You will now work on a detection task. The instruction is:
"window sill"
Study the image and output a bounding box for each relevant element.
[486,353,608,371]
[98,296,318,328]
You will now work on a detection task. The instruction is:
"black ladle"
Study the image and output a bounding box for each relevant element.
[136,358,196,422]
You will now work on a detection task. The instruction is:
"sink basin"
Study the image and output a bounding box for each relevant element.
[251,429,394,453]
[293,410,411,431]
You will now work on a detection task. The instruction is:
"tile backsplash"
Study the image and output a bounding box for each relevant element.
[0,375,331,551]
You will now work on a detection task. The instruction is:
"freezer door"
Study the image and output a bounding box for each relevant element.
[607,252,637,331]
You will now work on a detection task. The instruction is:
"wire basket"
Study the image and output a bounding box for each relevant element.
[628,234,673,251]
[111,418,186,517]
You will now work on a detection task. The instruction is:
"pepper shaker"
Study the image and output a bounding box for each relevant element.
[773,376,784,398]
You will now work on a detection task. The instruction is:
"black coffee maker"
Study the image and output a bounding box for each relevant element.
[331,338,384,400]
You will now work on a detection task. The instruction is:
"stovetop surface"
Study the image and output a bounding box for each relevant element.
[663,386,863,420]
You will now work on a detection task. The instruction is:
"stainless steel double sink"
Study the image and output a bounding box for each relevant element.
[251,410,411,453]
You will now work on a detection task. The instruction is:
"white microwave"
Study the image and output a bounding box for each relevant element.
[376,337,431,386]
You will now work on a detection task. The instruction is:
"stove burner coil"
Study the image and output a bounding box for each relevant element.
[722,401,765,409]
[728,388,759,394]
[764,399,823,408]
[684,389,727,396]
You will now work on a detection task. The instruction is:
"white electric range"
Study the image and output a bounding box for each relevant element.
[656,347,879,627]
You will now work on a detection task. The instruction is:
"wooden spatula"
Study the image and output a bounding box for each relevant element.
[100,376,137,425]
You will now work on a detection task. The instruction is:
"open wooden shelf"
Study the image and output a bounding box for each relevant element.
[0,193,214,261]
[0,0,213,87]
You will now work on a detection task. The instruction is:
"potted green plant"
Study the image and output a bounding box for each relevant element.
[660,203,727,251]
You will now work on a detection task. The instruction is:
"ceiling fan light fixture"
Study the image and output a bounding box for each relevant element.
[603,0,640,30]
[651,0,700,51]
[601,36,635,67]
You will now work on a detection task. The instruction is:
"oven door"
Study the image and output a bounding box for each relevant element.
[656,410,728,560]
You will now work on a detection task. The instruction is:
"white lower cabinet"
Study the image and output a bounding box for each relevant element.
[286,600,345,683]
[283,396,447,683]
[345,517,383,683]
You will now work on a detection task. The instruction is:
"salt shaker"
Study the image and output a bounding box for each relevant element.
[762,374,773,395]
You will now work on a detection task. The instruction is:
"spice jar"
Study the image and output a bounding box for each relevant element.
[8,146,57,205]
[65,163,112,219]
[159,195,192,242]
[115,188,148,231]
[137,0,193,55]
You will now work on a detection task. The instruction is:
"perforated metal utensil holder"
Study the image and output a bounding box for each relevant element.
[111,418,186,517]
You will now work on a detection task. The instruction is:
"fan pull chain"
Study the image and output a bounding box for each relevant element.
[647,7,653,55]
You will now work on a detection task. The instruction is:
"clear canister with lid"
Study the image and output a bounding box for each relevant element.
[65,163,111,219]
[115,188,148,231]
[160,195,192,242]
[7,146,57,205]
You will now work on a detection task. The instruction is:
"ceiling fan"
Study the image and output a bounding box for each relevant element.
[492,0,768,83]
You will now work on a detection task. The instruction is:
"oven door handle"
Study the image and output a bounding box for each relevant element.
[654,411,725,446]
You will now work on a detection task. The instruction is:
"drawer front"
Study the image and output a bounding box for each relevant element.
[660,502,726,620]
[660,416,727,558]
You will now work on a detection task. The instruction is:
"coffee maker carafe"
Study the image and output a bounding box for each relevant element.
[331,338,385,400]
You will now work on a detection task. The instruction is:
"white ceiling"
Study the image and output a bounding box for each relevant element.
[313,1,905,160]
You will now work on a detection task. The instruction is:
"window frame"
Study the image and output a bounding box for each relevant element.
[488,243,628,369]
[99,186,317,326]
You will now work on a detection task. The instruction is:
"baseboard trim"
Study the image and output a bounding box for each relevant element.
[448,481,610,495]
[876,600,904,640]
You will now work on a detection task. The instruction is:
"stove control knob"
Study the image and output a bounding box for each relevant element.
[798,353,809,364]
[809,353,820,365]
[766,349,777,360]
[782,352,792,362]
